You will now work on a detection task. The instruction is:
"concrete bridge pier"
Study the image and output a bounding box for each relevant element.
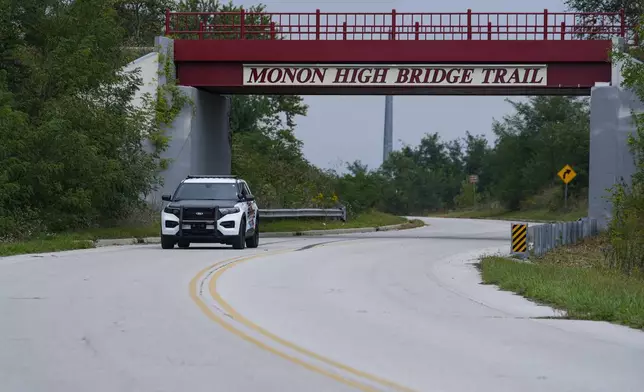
[588,86,640,230]
[155,88,232,199]
[145,36,232,205]
[188,90,232,177]
[588,39,642,230]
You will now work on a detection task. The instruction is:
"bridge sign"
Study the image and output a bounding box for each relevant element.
[171,9,623,95]
[557,164,576,184]
[243,65,548,87]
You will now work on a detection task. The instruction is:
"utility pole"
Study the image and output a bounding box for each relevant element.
[383,95,393,163]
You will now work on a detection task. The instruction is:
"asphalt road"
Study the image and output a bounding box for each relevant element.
[1,218,643,392]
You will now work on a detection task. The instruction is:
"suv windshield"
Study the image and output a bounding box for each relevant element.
[173,182,239,201]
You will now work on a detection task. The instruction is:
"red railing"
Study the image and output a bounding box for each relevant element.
[165,9,635,42]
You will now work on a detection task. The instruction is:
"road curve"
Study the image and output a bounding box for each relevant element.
[1,218,643,392]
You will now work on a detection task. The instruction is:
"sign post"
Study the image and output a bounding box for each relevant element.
[468,174,479,192]
[557,164,577,209]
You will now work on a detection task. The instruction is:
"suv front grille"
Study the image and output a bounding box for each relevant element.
[182,207,217,221]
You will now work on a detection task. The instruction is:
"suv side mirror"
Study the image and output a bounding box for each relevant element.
[161,194,172,202]
[245,195,255,201]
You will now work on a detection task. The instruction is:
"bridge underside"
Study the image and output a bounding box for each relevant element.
[174,40,612,96]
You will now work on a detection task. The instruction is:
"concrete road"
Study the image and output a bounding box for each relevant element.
[1,218,643,392]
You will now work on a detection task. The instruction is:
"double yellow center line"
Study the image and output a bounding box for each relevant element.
[189,247,416,392]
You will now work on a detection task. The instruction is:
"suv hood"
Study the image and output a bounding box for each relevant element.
[166,200,238,209]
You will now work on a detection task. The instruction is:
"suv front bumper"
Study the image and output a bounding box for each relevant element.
[161,209,242,243]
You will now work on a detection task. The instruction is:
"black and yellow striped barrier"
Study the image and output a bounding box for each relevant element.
[511,223,528,253]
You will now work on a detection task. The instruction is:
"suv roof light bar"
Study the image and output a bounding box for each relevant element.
[185,174,238,179]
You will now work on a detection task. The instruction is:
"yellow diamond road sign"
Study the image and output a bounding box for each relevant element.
[558,164,577,184]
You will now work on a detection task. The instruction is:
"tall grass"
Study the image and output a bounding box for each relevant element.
[607,182,644,276]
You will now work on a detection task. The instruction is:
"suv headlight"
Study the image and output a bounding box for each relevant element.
[164,206,180,216]
[219,207,240,217]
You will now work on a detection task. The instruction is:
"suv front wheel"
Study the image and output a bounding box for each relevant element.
[232,218,246,250]
[161,235,175,249]
[246,220,259,248]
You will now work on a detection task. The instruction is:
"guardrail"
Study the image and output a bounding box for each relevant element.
[165,9,632,42]
[260,207,347,222]
[526,217,599,257]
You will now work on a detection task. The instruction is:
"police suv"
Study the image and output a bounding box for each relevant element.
[160,175,259,250]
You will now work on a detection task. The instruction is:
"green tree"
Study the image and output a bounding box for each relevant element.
[463,132,489,175]
[115,0,174,47]
[228,95,316,209]
[377,134,465,214]
[0,0,158,236]
[486,97,590,210]
[565,0,642,26]
[335,161,385,215]
[454,180,482,209]
[173,0,275,40]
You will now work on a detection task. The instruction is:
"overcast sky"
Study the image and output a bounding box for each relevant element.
[234,0,569,171]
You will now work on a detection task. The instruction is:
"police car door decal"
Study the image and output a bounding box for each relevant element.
[246,202,256,231]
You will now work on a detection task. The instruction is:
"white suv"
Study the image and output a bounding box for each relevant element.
[160,175,259,250]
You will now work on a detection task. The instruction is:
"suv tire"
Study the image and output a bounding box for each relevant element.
[161,235,175,249]
[232,218,246,250]
[246,221,259,248]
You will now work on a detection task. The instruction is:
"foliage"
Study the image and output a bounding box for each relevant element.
[226,80,331,209]
[0,0,159,239]
[564,0,642,28]
[0,236,95,257]
[256,211,413,233]
[232,129,337,209]
[480,235,644,332]
[454,180,482,209]
[335,162,386,215]
[480,254,644,330]
[376,135,464,214]
[435,205,588,222]
[142,39,194,174]
[173,0,275,40]
[115,0,174,47]
[486,97,590,210]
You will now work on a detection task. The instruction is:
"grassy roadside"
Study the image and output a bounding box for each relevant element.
[479,235,644,330]
[0,211,422,257]
[0,236,96,257]
[259,210,419,232]
[432,206,587,222]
